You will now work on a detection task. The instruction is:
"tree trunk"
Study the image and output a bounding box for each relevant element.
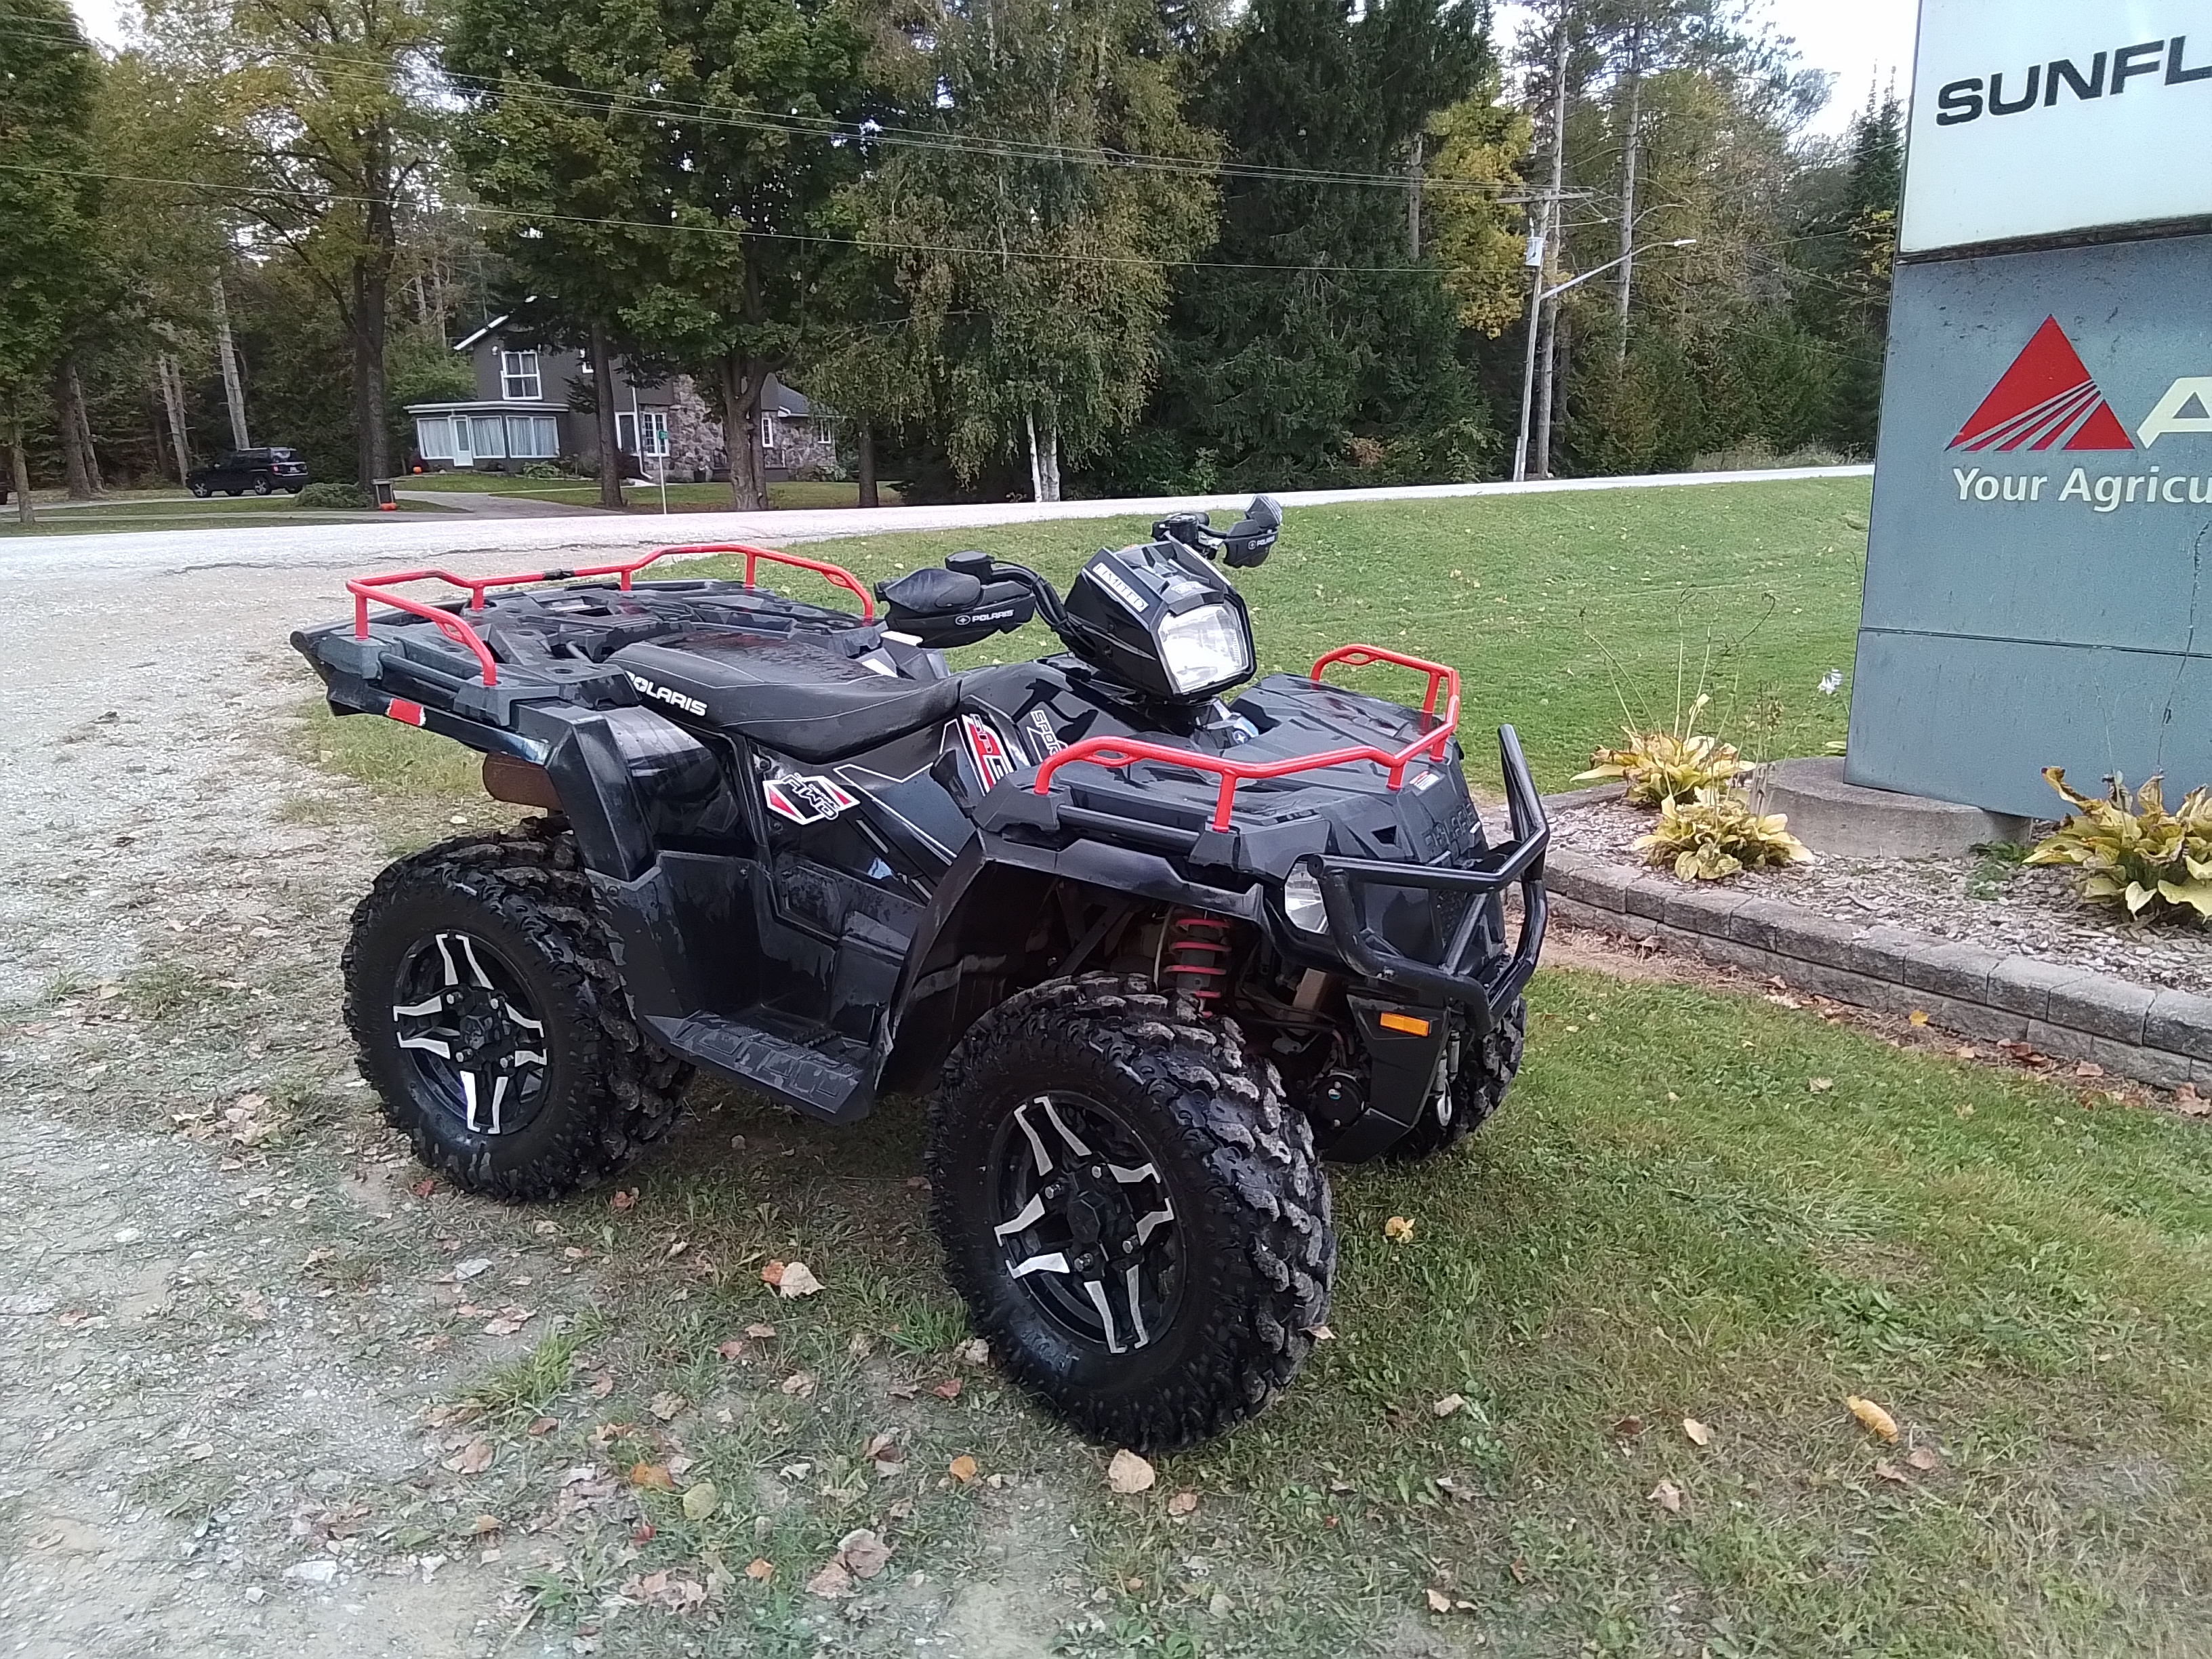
[1615,22,1644,366]
[1042,421,1061,501]
[1026,408,1062,503]
[8,413,34,525]
[857,422,878,508]
[718,353,768,512]
[1550,312,1572,474]
[590,323,626,511]
[211,273,250,451]
[352,260,392,490]
[159,353,191,484]
[1406,131,1424,260]
[54,363,94,500]
[70,362,102,492]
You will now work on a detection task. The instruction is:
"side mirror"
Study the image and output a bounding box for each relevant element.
[1222,494,1281,568]
[876,565,1036,648]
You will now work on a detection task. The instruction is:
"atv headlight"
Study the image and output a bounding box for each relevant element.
[1282,862,1328,933]
[1155,602,1251,696]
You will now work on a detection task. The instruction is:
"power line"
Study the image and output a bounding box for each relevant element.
[0,160,1477,276]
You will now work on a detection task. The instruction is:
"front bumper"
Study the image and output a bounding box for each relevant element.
[1312,724,1549,1034]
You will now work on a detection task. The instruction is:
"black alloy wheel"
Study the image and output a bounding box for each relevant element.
[190,481,211,498]
[986,1092,1183,1357]
[389,928,551,1139]
[252,476,272,495]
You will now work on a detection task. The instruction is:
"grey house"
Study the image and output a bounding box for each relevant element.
[404,318,837,480]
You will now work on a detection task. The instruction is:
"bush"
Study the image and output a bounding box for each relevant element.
[519,461,562,479]
[1635,787,1814,882]
[1692,437,1857,472]
[2025,769,2212,921]
[296,481,372,510]
[1575,693,1752,806]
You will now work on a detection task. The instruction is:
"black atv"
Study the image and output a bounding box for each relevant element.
[294,499,1548,1448]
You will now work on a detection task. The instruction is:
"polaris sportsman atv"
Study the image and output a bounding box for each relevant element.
[294,499,1549,1448]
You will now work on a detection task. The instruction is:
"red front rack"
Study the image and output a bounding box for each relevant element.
[345,542,876,688]
[1033,644,1462,832]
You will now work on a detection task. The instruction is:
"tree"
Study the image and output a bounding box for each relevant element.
[846,0,1216,502]
[143,0,443,490]
[1152,0,1493,491]
[1425,78,1531,342]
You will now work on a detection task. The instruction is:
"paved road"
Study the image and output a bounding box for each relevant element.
[0,465,1870,582]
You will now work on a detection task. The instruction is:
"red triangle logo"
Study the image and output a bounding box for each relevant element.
[1949,316,2134,452]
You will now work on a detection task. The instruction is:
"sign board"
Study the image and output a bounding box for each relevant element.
[1900,0,2212,253]
[1848,230,2212,816]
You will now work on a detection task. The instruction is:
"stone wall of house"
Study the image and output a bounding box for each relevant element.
[665,377,726,481]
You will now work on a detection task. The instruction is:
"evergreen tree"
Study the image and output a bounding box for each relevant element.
[1150,0,1493,491]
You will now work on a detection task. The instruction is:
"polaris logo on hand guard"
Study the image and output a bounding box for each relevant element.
[625,670,708,717]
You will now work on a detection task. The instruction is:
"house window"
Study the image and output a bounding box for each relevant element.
[760,414,779,451]
[501,350,541,401]
[470,415,508,458]
[504,415,558,459]
[616,410,670,459]
[414,415,454,462]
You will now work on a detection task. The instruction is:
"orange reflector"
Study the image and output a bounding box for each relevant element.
[1377,1012,1431,1036]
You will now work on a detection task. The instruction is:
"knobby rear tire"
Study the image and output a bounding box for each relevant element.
[928,973,1336,1450]
[343,821,689,1200]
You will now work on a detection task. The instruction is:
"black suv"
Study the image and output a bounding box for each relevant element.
[188,448,310,497]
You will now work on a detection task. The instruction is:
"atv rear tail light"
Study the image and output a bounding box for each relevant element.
[346,542,874,689]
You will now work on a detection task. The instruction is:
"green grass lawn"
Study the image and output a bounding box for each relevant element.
[678,475,1870,792]
[407,971,2212,1658]
[395,474,906,510]
[0,491,459,533]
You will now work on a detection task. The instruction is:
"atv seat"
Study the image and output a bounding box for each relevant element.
[611,633,962,763]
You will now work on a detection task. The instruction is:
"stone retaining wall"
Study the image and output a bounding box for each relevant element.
[1544,844,2212,1092]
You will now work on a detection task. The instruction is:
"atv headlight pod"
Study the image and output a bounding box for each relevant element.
[1282,861,1329,933]
[1155,601,1252,696]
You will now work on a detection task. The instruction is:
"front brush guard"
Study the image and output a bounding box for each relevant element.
[1313,725,1549,1034]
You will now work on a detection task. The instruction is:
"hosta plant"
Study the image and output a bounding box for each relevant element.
[1575,696,1751,806]
[1634,787,1814,882]
[2024,768,2212,920]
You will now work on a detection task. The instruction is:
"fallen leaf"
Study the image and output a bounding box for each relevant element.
[1807,1078,1833,1094]
[1425,1589,1452,1613]
[2074,1060,2105,1079]
[649,1392,687,1422]
[443,1438,493,1475]
[760,1260,785,1287]
[610,1188,638,1212]
[589,1372,615,1399]
[410,1178,436,1199]
[1611,1414,1645,1438]
[715,1340,747,1361]
[806,1560,853,1599]
[838,1528,891,1580]
[1908,1009,1929,1027]
[1107,1449,1156,1494]
[451,1257,492,1280]
[1432,1393,1466,1418]
[780,1372,817,1399]
[527,1416,558,1437]
[1847,1395,1900,1442]
[745,1558,774,1582]
[682,1480,718,1521]
[1873,1460,1909,1485]
[777,1261,823,1298]
[1647,1479,1683,1514]
[1166,1490,1199,1517]
[1383,1215,1415,1244]
[630,1463,674,1491]
[483,1307,535,1337]
[948,1455,979,1483]
[1906,1446,1942,1473]
[665,1239,689,1258]
[742,1322,778,1341]
[1507,1558,1530,1584]
[931,1377,962,1401]
[1307,1324,1334,1342]
[847,1331,874,1359]
[954,1338,989,1366]
[472,1513,501,1535]
[1682,1418,1711,1448]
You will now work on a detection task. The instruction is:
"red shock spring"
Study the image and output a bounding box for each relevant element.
[1160,910,1235,1014]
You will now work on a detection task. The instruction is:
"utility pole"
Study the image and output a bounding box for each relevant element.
[157,353,192,484]
[1513,18,1573,483]
[211,274,251,451]
[1615,18,1645,365]
[1532,14,1573,480]
[1406,133,1425,260]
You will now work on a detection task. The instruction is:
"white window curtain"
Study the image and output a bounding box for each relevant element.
[470,415,508,458]
[501,350,541,401]
[414,416,454,461]
[504,415,558,459]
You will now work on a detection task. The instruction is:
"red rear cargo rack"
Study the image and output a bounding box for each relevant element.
[346,541,875,688]
[1032,644,1461,832]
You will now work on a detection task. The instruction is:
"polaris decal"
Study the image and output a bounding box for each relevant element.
[763,773,859,825]
[962,715,1017,785]
[626,670,708,717]
[1023,707,1065,760]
